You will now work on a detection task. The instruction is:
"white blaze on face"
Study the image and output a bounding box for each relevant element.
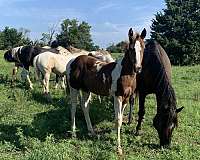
[134,40,142,67]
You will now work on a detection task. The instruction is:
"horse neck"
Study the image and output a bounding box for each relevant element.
[155,76,176,112]
[121,52,135,75]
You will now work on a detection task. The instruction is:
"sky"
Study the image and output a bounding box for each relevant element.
[0,0,166,48]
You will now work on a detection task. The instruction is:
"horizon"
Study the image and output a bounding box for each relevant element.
[0,0,165,48]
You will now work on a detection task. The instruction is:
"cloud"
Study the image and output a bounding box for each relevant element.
[1,7,83,20]
[94,1,120,13]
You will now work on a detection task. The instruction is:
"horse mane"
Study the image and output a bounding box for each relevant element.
[67,46,83,53]
[147,40,177,112]
[56,46,71,56]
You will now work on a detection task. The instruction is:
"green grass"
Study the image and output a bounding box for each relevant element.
[0,51,199,159]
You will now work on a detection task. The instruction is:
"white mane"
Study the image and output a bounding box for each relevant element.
[56,46,71,56]
[11,46,23,57]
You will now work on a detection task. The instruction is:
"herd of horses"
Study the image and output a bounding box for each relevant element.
[3,28,183,155]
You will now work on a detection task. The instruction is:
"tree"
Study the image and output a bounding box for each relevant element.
[56,19,99,51]
[106,41,127,53]
[0,27,31,50]
[40,23,58,45]
[151,0,200,65]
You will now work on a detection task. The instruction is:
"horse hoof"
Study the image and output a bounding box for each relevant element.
[72,132,77,138]
[135,130,143,136]
[44,93,52,102]
[117,146,123,156]
[30,85,33,90]
[88,131,96,137]
[54,85,58,89]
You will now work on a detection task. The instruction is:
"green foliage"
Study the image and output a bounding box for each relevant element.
[151,0,200,65]
[0,27,31,50]
[56,19,99,51]
[0,51,199,159]
[106,41,127,53]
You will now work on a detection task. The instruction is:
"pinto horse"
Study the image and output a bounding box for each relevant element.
[67,28,146,155]
[4,45,61,89]
[128,40,184,147]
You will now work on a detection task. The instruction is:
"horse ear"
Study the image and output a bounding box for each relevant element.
[141,28,146,39]
[176,107,184,113]
[128,28,133,37]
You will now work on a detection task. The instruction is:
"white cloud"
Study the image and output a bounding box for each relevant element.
[94,1,120,13]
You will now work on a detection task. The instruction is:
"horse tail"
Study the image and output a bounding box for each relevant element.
[33,56,41,81]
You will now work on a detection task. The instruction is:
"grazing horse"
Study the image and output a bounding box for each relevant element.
[67,28,146,155]
[4,46,46,89]
[3,45,61,89]
[33,49,114,97]
[129,40,184,147]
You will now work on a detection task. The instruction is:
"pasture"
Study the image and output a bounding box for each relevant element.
[0,51,199,160]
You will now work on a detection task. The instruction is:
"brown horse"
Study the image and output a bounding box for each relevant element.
[128,40,184,147]
[67,28,146,155]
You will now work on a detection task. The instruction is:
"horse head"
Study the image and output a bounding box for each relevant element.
[4,47,22,62]
[127,28,146,73]
[153,90,184,147]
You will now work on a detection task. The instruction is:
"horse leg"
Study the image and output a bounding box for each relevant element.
[42,72,51,101]
[69,87,79,137]
[61,76,66,89]
[114,96,123,155]
[135,93,146,135]
[81,91,94,136]
[55,74,59,89]
[24,69,33,90]
[11,65,18,85]
[128,94,135,124]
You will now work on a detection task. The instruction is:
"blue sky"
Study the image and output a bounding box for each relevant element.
[0,0,165,48]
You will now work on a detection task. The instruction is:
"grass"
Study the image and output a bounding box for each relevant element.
[0,51,199,159]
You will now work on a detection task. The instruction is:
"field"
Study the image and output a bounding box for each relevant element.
[0,51,199,160]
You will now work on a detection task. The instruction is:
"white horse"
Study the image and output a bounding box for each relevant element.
[33,48,114,97]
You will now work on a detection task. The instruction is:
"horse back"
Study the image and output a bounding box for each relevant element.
[69,55,116,95]
[138,40,172,94]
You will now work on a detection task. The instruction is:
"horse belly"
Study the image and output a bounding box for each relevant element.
[54,60,67,75]
[83,72,111,96]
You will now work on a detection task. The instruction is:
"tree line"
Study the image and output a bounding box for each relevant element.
[0,19,99,51]
[1,0,199,65]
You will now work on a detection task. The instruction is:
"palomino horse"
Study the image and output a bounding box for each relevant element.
[33,48,114,97]
[66,28,146,155]
[4,45,61,89]
[128,40,184,147]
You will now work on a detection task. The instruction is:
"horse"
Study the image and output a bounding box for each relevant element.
[4,45,61,89]
[66,28,146,155]
[33,48,115,98]
[128,40,184,147]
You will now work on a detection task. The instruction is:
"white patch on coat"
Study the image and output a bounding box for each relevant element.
[95,61,104,72]
[134,40,141,67]
[110,60,122,95]
[11,46,23,60]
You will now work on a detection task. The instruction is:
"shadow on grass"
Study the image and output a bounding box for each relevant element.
[0,93,115,151]
[29,95,115,140]
[142,143,160,149]
[0,73,28,90]
[0,124,29,150]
